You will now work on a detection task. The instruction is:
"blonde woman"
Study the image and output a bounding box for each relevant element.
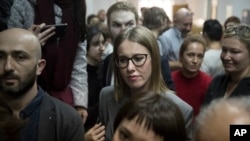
[98,26,193,141]
[203,24,250,105]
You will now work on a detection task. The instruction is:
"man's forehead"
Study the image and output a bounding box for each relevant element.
[110,11,136,22]
[0,37,37,54]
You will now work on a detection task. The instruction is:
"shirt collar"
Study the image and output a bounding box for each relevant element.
[20,87,45,119]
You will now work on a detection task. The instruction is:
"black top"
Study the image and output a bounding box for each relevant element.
[85,63,104,131]
[203,75,250,106]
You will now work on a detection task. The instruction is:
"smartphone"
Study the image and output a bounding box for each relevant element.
[41,23,67,37]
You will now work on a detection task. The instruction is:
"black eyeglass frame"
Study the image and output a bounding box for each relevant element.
[115,54,149,68]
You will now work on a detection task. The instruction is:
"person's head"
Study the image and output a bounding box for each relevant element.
[86,25,106,65]
[194,96,250,141]
[143,7,170,35]
[87,14,100,25]
[224,16,241,29]
[97,9,106,22]
[0,28,46,99]
[113,91,186,141]
[202,19,223,42]
[113,26,167,101]
[179,34,206,78]
[173,8,193,37]
[221,24,250,75]
[107,1,138,41]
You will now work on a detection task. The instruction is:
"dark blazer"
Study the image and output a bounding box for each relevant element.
[38,91,84,141]
[98,86,193,141]
[203,75,250,106]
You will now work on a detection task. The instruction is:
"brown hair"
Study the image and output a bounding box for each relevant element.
[179,33,206,60]
[114,91,186,141]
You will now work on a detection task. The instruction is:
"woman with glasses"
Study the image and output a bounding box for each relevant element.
[96,26,193,141]
[203,24,250,106]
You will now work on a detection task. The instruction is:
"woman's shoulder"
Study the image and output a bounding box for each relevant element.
[100,86,114,98]
[163,91,193,112]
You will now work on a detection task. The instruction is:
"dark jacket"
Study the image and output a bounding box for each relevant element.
[203,75,250,106]
[38,89,84,141]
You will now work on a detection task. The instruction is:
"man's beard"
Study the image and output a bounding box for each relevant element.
[0,66,37,99]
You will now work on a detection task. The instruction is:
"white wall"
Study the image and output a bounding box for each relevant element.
[86,0,250,25]
[86,0,116,18]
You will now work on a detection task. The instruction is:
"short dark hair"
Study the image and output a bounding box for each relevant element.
[202,19,223,41]
[114,91,186,141]
[86,25,106,51]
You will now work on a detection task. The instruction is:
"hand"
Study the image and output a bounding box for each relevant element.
[76,106,88,124]
[85,123,105,141]
[29,23,55,46]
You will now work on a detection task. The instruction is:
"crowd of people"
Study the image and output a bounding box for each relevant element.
[1,0,250,141]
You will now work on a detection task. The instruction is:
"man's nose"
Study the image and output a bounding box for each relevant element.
[4,57,14,71]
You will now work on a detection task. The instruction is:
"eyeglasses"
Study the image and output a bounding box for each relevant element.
[224,24,250,41]
[115,54,149,68]
[90,40,105,47]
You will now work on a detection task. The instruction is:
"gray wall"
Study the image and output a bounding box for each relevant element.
[217,0,250,25]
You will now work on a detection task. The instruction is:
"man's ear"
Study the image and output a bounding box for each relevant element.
[36,59,46,75]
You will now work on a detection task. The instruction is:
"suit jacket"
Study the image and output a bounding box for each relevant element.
[203,75,250,106]
[38,90,84,141]
[98,86,193,141]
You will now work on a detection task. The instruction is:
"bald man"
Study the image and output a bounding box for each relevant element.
[158,7,193,70]
[0,28,84,141]
[194,96,250,141]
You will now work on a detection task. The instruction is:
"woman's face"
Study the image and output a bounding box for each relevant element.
[87,34,105,63]
[117,40,151,92]
[181,42,204,77]
[112,118,163,141]
[221,37,250,74]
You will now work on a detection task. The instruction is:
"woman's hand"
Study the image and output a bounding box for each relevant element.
[29,23,55,46]
[85,123,105,141]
